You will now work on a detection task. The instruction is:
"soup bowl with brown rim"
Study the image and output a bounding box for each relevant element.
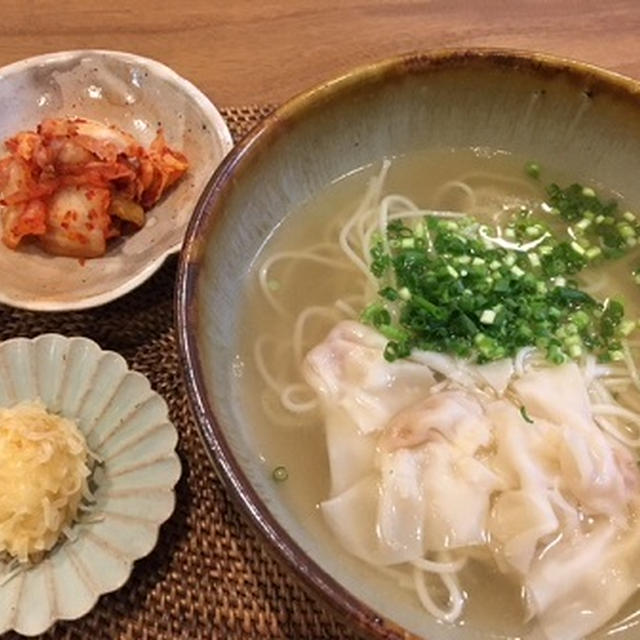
[176,50,640,640]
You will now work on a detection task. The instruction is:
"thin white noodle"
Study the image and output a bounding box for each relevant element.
[280,383,318,413]
[259,250,355,317]
[591,404,640,431]
[293,306,342,365]
[622,340,640,392]
[593,414,640,448]
[602,379,632,391]
[334,299,358,318]
[589,379,615,405]
[254,335,285,394]
[455,170,540,197]
[594,364,629,377]
[377,194,421,247]
[433,180,476,211]
[412,555,467,573]
[259,391,306,429]
[412,564,465,623]
[339,160,391,280]
[339,210,378,283]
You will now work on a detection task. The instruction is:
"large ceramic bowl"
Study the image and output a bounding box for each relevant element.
[0,49,232,311]
[176,50,640,639]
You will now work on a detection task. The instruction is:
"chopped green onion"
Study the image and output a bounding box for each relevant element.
[480,309,496,325]
[525,161,541,179]
[570,241,585,255]
[582,186,596,197]
[365,183,639,367]
[568,343,583,358]
[585,246,602,260]
[620,320,637,336]
[619,224,636,239]
[520,406,534,423]
[272,466,288,482]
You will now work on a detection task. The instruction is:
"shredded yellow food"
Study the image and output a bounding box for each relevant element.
[0,402,91,562]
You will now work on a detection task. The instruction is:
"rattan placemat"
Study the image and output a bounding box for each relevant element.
[1,106,359,640]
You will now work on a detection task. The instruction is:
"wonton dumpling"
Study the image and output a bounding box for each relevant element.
[378,449,425,560]
[512,362,591,431]
[486,400,558,491]
[420,441,501,551]
[472,357,514,396]
[304,321,436,434]
[324,408,377,496]
[321,475,418,566]
[526,521,640,640]
[379,391,491,455]
[489,489,558,575]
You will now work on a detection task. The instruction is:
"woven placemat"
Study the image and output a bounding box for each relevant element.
[1,106,359,640]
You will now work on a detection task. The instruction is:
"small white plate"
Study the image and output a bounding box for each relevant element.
[0,334,181,636]
[0,49,233,311]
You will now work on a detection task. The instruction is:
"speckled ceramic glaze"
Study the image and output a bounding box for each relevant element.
[0,49,232,311]
[177,50,640,640]
[0,334,181,636]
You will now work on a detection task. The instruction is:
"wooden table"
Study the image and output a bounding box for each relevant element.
[1,0,640,108]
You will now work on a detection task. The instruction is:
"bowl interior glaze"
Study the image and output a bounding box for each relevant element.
[177,50,640,640]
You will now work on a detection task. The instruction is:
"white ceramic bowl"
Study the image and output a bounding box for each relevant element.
[0,333,181,636]
[0,49,233,311]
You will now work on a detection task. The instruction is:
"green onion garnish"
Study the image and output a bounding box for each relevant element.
[360,176,635,365]
[520,406,534,424]
[272,466,288,482]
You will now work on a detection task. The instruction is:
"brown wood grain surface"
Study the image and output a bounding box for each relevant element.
[1,0,640,108]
